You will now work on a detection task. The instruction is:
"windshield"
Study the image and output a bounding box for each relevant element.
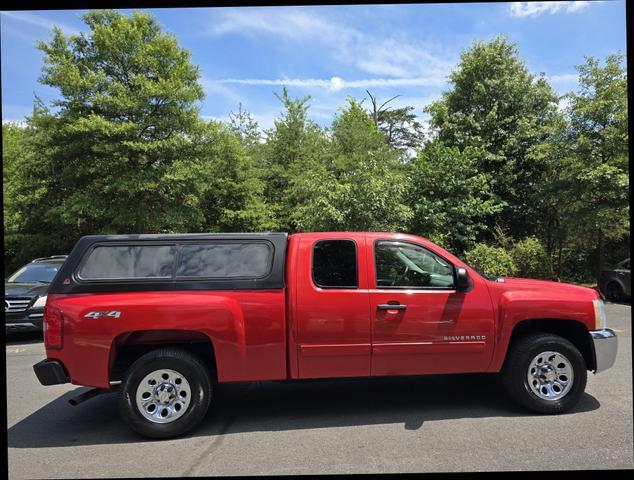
[6,263,61,283]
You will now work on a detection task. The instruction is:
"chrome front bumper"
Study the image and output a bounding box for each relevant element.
[590,329,617,373]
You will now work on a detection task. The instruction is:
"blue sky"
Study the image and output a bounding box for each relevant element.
[1,1,627,130]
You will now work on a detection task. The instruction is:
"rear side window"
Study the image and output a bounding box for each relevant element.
[78,245,176,280]
[176,243,273,278]
[312,240,358,288]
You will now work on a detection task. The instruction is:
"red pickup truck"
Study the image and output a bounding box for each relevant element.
[33,232,617,438]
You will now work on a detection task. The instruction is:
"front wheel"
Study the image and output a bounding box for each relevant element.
[501,333,587,414]
[606,282,625,302]
[119,348,212,439]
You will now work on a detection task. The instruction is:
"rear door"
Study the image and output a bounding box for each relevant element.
[367,234,495,376]
[294,233,371,378]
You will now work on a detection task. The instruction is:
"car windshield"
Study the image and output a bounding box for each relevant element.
[6,263,61,283]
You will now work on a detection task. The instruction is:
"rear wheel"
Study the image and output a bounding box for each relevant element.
[119,348,212,439]
[501,333,586,414]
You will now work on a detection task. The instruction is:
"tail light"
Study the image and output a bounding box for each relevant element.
[44,306,64,349]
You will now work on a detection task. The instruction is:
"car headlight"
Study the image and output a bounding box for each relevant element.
[593,299,607,330]
[32,295,48,309]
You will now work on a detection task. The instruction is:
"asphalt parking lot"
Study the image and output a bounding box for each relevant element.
[6,302,633,477]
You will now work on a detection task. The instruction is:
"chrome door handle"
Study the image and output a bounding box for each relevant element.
[377,304,407,310]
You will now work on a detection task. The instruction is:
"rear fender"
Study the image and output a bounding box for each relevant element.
[47,290,286,388]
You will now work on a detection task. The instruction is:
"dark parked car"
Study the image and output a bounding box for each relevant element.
[599,258,630,302]
[5,255,67,333]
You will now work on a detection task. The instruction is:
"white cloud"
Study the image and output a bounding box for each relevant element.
[509,1,596,18]
[330,76,344,91]
[0,11,81,36]
[200,77,247,105]
[548,73,578,84]
[205,7,455,82]
[352,38,454,82]
[213,77,332,89]
[206,7,344,41]
[211,75,447,92]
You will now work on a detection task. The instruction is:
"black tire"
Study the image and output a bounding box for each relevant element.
[501,333,587,414]
[119,348,212,439]
[606,282,624,302]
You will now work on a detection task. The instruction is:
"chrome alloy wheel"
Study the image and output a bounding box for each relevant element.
[527,351,574,401]
[135,368,192,423]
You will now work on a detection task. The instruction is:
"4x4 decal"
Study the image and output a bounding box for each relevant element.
[84,311,121,319]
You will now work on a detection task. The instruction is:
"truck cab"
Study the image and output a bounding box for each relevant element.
[33,232,617,438]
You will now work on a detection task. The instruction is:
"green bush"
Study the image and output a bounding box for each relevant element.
[464,243,517,277]
[511,236,553,279]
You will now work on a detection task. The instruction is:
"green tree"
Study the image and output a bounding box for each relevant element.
[464,243,517,278]
[365,91,425,151]
[426,36,559,238]
[259,87,330,230]
[526,111,572,278]
[193,120,276,232]
[408,141,505,253]
[2,122,30,238]
[511,236,553,279]
[34,10,206,235]
[562,54,629,278]
[291,98,412,231]
[228,102,261,151]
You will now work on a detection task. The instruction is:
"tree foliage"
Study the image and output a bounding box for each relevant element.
[290,98,412,231]
[409,141,504,252]
[257,86,330,230]
[32,10,207,235]
[463,243,517,277]
[365,91,425,151]
[511,236,553,279]
[562,54,629,274]
[426,37,560,239]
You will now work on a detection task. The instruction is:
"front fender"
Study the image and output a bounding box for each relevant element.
[488,290,595,372]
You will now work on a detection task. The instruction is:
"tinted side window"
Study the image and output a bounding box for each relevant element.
[78,245,176,280]
[176,243,272,278]
[375,241,454,288]
[312,240,358,288]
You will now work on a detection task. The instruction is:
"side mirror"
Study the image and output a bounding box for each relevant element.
[456,267,471,292]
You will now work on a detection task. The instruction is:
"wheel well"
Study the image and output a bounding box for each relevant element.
[109,330,217,383]
[606,280,624,291]
[507,319,595,371]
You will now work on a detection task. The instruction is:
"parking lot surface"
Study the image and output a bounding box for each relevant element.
[6,303,633,477]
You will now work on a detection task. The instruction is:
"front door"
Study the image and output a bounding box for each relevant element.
[367,237,495,376]
[295,234,371,378]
